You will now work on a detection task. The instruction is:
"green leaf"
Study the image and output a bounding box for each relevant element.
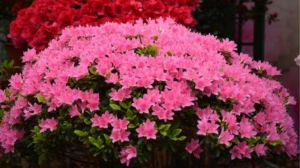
[88,66,99,76]
[103,134,111,145]
[158,124,171,131]
[158,124,171,137]
[109,103,121,111]
[74,130,89,137]
[269,140,283,147]
[126,109,136,120]
[88,136,104,150]
[169,129,182,138]
[84,118,91,125]
[171,136,187,141]
[120,102,131,109]
[134,44,159,57]
[128,123,137,129]
[35,94,46,104]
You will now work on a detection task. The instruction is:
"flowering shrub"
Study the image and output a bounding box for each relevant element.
[8,0,198,51]
[0,19,298,166]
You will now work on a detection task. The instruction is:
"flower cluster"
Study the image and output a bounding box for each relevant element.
[0,19,298,166]
[9,0,199,51]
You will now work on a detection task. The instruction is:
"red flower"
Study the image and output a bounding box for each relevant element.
[9,0,200,51]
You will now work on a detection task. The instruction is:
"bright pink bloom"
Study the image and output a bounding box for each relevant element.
[111,118,129,130]
[110,129,130,143]
[136,120,157,140]
[23,103,42,119]
[0,90,6,102]
[197,119,219,136]
[185,139,202,159]
[119,145,137,166]
[91,111,114,129]
[219,130,234,146]
[0,126,23,153]
[39,118,58,133]
[230,142,252,160]
[109,88,131,101]
[239,118,256,138]
[9,74,23,91]
[254,144,267,156]
[152,105,174,121]
[132,98,153,114]
[69,106,81,118]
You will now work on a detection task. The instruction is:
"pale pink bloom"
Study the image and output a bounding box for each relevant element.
[254,144,266,156]
[119,145,137,166]
[197,119,219,136]
[219,130,234,146]
[91,111,113,129]
[109,88,131,101]
[239,118,256,138]
[39,118,58,133]
[111,118,129,130]
[110,129,130,143]
[136,119,157,140]
[185,139,202,159]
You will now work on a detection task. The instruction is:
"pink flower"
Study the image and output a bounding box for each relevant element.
[230,142,252,160]
[119,145,137,166]
[219,130,234,146]
[152,105,174,121]
[23,103,42,119]
[39,118,58,133]
[91,111,114,129]
[111,118,129,130]
[254,144,266,156]
[0,90,6,103]
[109,88,131,101]
[110,129,130,143]
[136,119,157,140]
[0,126,23,153]
[197,119,219,136]
[9,74,23,91]
[132,97,153,114]
[239,118,256,138]
[185,139,202,159]
[69,105,81,118]
[22,49,37,63]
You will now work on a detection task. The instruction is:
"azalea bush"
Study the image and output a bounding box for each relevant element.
[8,0,198,51]
[0,19,298,167]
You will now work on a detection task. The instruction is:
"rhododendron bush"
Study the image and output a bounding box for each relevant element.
[9,0,198,51]
[0,19,298,167]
